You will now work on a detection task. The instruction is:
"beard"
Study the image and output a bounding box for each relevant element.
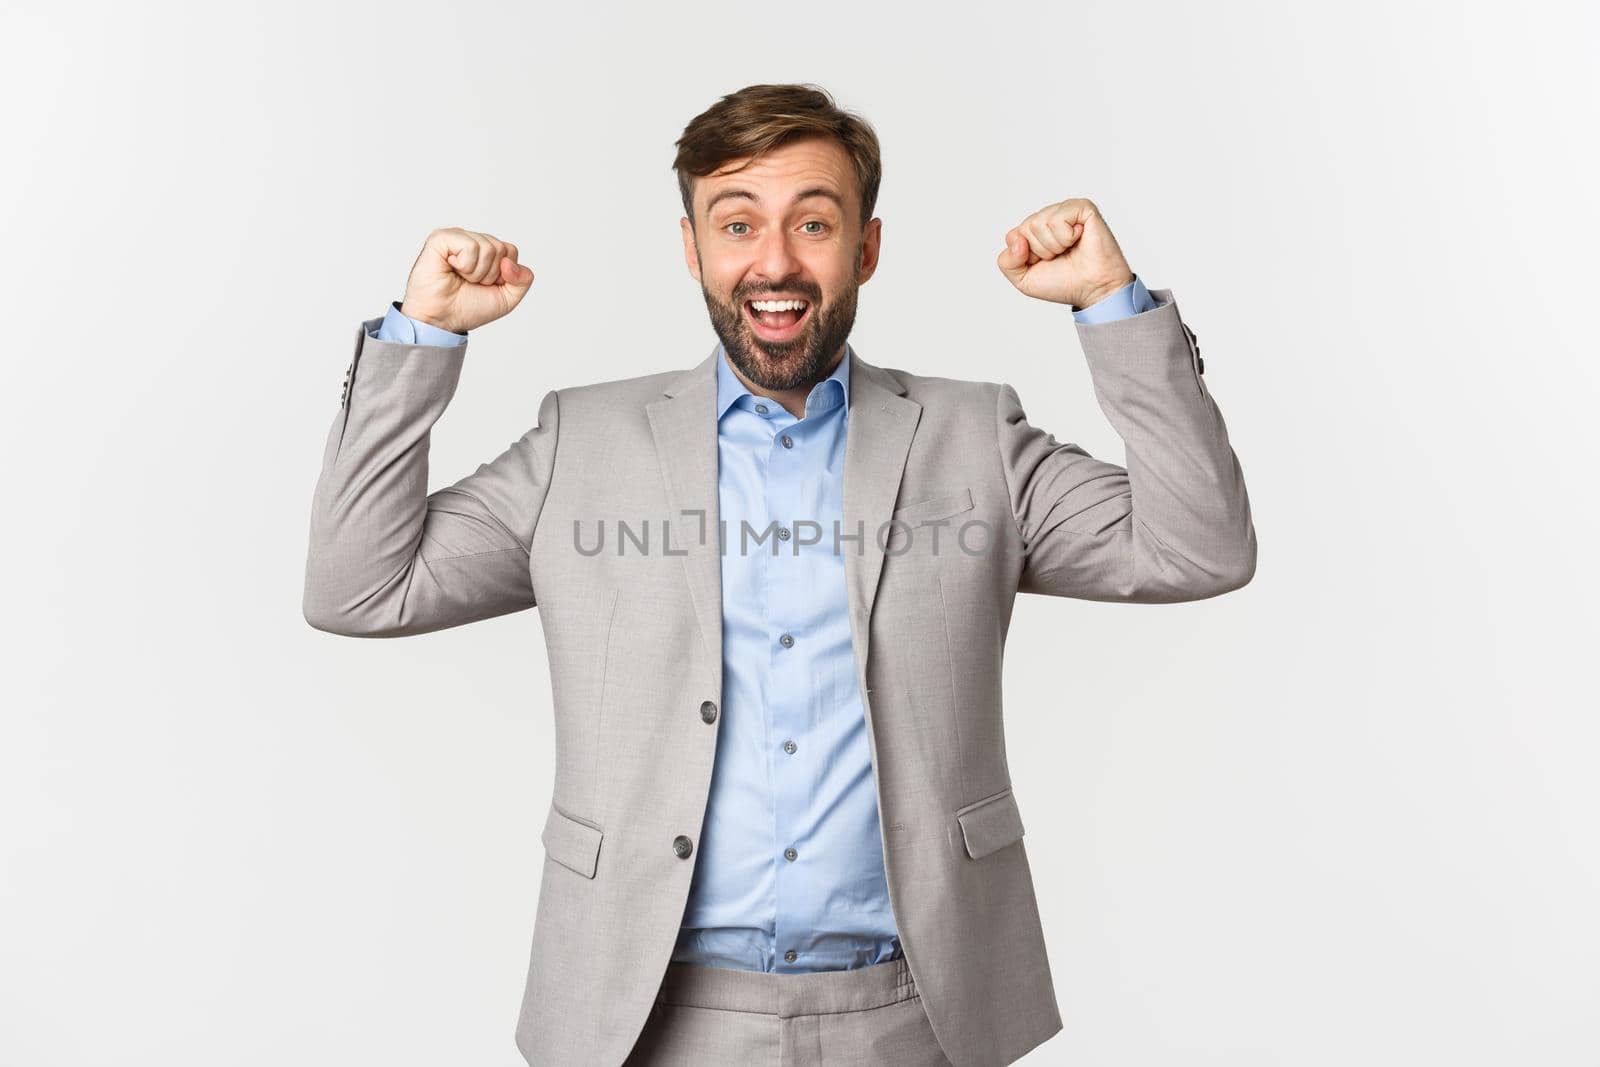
[699,249,862,394]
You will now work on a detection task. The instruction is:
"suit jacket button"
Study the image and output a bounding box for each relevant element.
[700,700,718,724]
[673,835,693,859]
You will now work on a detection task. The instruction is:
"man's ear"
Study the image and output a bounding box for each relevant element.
[856,217,883,285]
[680,217,702,283]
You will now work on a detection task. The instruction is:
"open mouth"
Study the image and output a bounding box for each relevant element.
[743,297,812,342]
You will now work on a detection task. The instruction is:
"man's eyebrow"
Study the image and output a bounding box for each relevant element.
[704,186,845,216]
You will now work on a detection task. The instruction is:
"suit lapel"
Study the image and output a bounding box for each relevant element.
[841,348,920,673]
[646,343,922,693]
[646,346,724,692]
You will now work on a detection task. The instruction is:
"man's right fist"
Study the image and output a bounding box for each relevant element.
[400,227,535,335]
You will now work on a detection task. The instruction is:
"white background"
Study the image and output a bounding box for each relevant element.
[4,1,1596,1063]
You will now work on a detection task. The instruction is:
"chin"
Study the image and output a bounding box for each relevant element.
[749,334,808,361]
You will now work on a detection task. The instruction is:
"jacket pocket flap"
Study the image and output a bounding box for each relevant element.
[955,788,1025,859]
[541,804,603,878]
[891,487,974,527]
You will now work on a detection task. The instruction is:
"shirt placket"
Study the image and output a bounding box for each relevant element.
[763,407,813,972]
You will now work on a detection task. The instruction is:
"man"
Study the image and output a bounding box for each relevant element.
[303,82,1255,1066]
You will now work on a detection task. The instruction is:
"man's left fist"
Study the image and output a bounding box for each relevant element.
[996,197,1134,309]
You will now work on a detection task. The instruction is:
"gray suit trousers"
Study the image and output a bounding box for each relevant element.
[624,957,952,1066]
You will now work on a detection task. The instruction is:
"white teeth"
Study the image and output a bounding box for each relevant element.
[749,299,808,312]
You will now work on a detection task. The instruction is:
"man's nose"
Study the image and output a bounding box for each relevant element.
[751,227,803,281]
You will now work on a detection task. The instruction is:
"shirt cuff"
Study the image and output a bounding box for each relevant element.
[1071,275,1155,324]
[370,300,468,346]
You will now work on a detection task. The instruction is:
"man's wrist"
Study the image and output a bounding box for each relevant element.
[398,300,459,335]
[1073,271,1137,311]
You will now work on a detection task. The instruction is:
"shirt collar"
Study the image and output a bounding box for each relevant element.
[715,341,852,423]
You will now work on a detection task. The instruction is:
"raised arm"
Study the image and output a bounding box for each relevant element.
[302,228,556,637]
[992,198,1256,603]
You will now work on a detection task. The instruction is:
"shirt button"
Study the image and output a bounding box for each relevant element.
[783,739,797,754]
[755,403,769,414]
[779,633,794,648]
[673,835,693,859]
[784,846,798,861]
[777,526,791,541]
[700,700,718,724]
[784,950,798,963]
[780,435,794,449]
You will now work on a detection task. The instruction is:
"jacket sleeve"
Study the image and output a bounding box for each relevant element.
[993,288,1256,603]
[302,316,559,637]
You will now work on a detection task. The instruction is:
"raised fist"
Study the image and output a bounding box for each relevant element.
[400,227,535,334]
[995,198,1133,309]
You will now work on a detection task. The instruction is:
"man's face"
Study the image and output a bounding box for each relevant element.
[680,136,881,394]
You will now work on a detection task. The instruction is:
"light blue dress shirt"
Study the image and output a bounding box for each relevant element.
[671,341,900,972]
[370,276,1156,972]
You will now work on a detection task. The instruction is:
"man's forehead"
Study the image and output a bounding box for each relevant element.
[697,140,854,215]
[702,183,847,217]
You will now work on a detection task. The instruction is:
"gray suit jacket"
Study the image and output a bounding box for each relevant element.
[303,289,1256,1066]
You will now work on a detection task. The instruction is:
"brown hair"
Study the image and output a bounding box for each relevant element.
[672,83,883,233]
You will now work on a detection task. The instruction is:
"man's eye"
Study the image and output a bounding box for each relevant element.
[726,222,750,235]
[802,221,828,234]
